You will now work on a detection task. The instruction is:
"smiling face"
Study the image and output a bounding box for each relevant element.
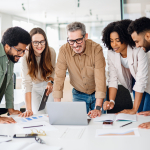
[68,30,88,54]
[131,31,150,52]
[4,43,27,63]
[32,33,45,56]
[110,32,127,54]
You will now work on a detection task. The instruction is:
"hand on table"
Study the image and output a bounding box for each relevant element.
[88,109,101,118]
[8,108,21,115]
[18,110,33,117]
[103,101,114,110]
[138,122,150,129]
[137,111,150,116]
[0,117,16,124]
[117,109,137,114]
[46,82,53,96]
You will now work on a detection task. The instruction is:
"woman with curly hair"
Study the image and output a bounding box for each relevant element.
[102,19,150,114]
[19,28,56,117]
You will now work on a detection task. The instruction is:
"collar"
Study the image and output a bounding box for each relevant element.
[0,43,6,57]
[71,40,90,57]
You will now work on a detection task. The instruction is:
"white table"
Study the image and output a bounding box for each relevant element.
[0,89,25,110]
[0,115,150,150]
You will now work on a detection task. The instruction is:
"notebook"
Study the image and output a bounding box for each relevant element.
[94,113,137,122]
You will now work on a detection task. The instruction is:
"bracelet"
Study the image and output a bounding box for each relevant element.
[48,80,54,85]
[110,100,115,105]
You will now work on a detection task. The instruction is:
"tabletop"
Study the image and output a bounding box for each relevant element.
[0,114,150,150]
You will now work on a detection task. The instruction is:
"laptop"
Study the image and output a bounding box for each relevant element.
[46,102,90,125]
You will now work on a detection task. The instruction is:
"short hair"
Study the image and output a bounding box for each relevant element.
[128,17,150,35]
[67,22,86,36]
[1,26,31,47]
[102,19,135,50]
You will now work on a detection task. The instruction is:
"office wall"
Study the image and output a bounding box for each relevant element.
[0,11,45,37]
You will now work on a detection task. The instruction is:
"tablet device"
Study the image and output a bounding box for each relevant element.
[38,89,49,111]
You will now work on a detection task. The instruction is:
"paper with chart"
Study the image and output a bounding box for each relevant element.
[14,115,58,134]
[95,128,140,137]
[14,115,49,123]
[94,113,137,122]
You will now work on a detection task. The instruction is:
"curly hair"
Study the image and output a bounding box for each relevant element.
[128,17,150,35]
[1,26,31,47]
[102,19,135,50]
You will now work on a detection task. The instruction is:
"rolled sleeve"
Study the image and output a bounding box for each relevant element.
[21,54,33,93]
[5,75,14,108]
[107,52,118,89]
[49,47,56,79]
[94,45,106,99]
[53,46,67,99]
[133,49,148,93]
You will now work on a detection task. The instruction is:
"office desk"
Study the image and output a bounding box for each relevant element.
[0,89,25,110]
[0,115,150,150]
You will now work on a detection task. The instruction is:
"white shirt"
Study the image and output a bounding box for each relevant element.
[120,56,129,68]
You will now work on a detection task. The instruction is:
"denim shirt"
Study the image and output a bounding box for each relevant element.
[0,43,14,108]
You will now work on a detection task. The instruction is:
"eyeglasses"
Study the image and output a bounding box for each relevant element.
[67,35,85,45]
[31,128,46,144]
[30,128,46,136]
[35,136,46,144]
[12,46,28,55]
[32,40,46,46]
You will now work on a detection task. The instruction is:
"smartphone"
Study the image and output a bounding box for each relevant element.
[38,89,49,111]
[103,121,113,125]
[103,120,113,128]
[13,134,38,138]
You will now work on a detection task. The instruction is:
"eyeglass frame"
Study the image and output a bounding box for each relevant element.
[30,128,46,136]
[67,34,85,45]
[32,40,46,46]
[35,136,46,144]
[12,46,28,55]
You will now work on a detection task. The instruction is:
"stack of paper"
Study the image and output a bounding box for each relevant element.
[94,113,137,122]
[0,137,12,143]
[0,142,62,150]
[17,121,58,134]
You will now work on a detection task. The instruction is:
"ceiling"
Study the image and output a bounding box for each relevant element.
[0,0,121,24]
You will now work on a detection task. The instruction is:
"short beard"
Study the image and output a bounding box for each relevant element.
[7,48,19,63]
[143,39,150,53]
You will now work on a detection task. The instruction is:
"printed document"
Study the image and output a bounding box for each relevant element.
[94,113,137,122]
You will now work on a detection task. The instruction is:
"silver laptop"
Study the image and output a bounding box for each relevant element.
[46,102,90,125]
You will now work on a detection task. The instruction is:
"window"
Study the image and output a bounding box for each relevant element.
[12,19,40,79]
[122,0,150,20]
[46,0,121,72]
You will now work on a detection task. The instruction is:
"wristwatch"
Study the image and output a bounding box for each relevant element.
[95,106,102,111]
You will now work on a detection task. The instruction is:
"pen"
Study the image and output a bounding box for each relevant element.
[0,135,11,137]
[23,125,43,128]
[120,122,132,128]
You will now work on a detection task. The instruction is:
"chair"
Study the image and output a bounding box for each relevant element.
[105,85,133,113]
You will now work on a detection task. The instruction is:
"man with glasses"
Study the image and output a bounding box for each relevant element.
[53,22,106,118]
[0,27,31,123]
[128,17,150,129]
